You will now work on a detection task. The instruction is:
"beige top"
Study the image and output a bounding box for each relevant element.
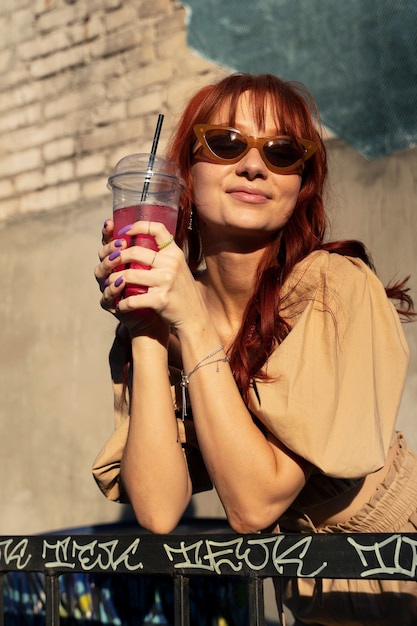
[92,250,409,506]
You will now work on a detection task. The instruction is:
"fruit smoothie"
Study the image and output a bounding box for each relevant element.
[113,202,178,297]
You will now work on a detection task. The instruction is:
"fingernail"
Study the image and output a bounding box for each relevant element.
[104,219,109,229]
[114,276,124,287]
[114,239,123,247]
[109,250,120,261]
[104,278,109,288]
[118,224,133,236]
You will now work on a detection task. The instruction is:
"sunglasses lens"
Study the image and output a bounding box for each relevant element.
[264,139,304,168]
[204,129,247,160]
[198,126,311,170]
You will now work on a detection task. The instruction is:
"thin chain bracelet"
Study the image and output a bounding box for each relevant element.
[180,345,229,420]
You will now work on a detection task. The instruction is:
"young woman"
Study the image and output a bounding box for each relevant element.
[93,73,417,625]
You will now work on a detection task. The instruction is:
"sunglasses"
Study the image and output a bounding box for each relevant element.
[193,124,318,173]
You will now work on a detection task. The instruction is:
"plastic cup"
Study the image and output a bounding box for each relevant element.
[107,154,185,306]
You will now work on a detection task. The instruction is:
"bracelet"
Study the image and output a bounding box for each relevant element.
[180,345,229,420]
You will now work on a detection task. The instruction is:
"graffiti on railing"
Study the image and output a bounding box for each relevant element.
[0,539,31,570]
[164,535,326,577]
[0,536,144,572]
[42,537,143,571]
[0,533,416,579]
[348,534,417,578]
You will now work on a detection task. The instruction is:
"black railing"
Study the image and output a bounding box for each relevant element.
[1,529,416,625]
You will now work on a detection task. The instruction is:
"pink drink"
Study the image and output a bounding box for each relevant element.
[108,153,184,315]
[113,203,178,298]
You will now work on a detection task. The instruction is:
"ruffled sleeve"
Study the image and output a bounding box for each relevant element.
[247,251,409,478]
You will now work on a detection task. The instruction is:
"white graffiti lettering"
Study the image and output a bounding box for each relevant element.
[348,534,417,578]
[42,537,143,571]
[0,539,32,570]
[0,534,415,580]
[271,536,327,577]
[164,536,327,577]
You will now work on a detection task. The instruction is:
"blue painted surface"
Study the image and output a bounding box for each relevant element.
[181,0,417,159]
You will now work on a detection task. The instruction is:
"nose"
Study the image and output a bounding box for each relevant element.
[235,147,268,179]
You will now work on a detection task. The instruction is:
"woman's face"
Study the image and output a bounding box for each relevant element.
[191,91,302,248]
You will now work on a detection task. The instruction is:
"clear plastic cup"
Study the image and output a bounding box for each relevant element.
[108,154,185,303]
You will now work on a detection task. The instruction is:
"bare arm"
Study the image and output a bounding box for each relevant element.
[120,327,193,534]
[95,221,192,533]
[177,319,311,534]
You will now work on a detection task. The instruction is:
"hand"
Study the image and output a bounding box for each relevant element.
[94,218,126,300]
[103,220,203,333]
[94,218,149,331]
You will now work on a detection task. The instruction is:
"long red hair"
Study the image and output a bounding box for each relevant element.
[166,73,414,401]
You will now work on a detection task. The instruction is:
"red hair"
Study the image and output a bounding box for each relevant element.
[166,73,414,401]
[168,73,327,271]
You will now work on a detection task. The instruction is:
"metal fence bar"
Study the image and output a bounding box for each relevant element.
[248,576,265,626]
[44,571,60,626]
[0,574,4,626]
[174,574,190,626]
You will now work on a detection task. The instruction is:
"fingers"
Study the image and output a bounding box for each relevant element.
[102,218,114,245]
[100,273,125,312]
[102,218,174,247]
[96,217,127,286]
[100,237,125,263]
[118,220,175,250]
[100,220,176,278]
[95,219,179,314]
[94,240,126,287]
[114,252,182,316]
[97,219,172,268]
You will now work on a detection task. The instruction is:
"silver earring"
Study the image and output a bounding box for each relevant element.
[188,210,193,231]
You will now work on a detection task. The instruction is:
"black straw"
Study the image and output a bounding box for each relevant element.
[141,113,164,201]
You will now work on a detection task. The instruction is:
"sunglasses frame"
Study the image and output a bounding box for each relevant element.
[193,124,318,173]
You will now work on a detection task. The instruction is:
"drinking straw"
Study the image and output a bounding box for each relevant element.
[141,113,164,201]
[124,113,165,274]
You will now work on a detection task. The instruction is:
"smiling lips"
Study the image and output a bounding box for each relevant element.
[228,186,271,203]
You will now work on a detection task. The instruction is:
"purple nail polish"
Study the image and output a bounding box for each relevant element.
[109,250,120,261]
[114,276,124,287]
[103,278,109,288]
[118,224,133,236]
[114,239,123,247]
[104,219,109,229]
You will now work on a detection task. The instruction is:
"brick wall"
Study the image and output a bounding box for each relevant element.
[0,0,228,222]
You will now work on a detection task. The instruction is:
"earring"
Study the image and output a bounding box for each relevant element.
[188,210,193,231]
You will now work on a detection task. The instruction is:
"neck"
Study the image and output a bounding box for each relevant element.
[198,245,265,345]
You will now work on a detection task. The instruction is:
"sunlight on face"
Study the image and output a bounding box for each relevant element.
[192,91,302,246]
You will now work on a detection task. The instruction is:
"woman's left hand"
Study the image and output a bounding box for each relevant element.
[102,221,204,332]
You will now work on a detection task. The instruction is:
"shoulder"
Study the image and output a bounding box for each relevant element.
[284,249,378,293]
[280,250,386,330]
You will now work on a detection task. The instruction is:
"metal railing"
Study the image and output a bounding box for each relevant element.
[1,528,416,625]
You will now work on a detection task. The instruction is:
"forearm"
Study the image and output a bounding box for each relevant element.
[178,320,308,532]
[121,330,192,533]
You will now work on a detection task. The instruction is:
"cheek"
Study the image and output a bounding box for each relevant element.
[191,163,219,209]
[284,175,302,202]
[191,170,204,203]
[290,175,302,194]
